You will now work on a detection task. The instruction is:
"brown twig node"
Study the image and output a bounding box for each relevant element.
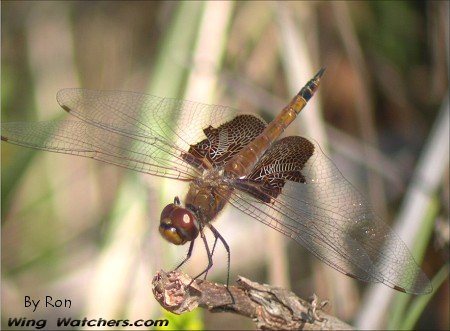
[151,270,353,330]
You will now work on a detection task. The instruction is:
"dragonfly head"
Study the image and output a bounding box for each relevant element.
[159,197,199,245]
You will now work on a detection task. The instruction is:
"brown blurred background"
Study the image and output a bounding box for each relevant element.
[1,1,448,330]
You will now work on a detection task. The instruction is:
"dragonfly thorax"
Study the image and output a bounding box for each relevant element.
[184,168,233,227]
[199,167,226,187]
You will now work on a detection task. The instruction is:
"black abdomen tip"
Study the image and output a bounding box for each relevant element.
[314,67,326,80]
[298,68,325,102]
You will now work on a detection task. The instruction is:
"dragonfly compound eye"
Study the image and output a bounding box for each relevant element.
[159,204,199,245]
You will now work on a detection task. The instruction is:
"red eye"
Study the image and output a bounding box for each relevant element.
[160,204,176,221]
[171,208,195,230]
[159,204,199,245]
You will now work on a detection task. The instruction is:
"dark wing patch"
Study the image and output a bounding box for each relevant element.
[237,136,314,201]
[182,114,266,169]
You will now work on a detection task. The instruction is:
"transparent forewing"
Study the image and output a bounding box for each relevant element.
[2,89,241,180]
[1,121,199,180]
[229,138,432,294]
[56,89,239,156]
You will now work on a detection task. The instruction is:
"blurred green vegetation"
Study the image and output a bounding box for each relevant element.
[1,1,448,330]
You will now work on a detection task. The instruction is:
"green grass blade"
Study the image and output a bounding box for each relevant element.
[401,263,449,330]
[387,196,439,329]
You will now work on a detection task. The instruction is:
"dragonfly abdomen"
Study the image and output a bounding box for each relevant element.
[224,68,324,178]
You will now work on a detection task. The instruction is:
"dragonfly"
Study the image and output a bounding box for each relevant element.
[1,69,431,295]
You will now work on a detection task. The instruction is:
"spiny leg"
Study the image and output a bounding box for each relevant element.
[207,224,234,304]
[207,224,231,288]
[175,239,195,270]
[203,235,219,280]
[189,227,214,283]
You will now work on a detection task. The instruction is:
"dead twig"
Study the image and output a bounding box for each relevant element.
[152,270,353,330]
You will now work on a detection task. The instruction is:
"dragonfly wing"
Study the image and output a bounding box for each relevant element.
[3,89,243,180]
[1,120,198,180]
[183,114,267,169]
[229,136,432,294]
[56,89,241,160]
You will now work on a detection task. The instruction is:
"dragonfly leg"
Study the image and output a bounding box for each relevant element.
[189,227,213,284]
[203,235,219,280]
[207,224,231,288]
[206,224,234,304]
[175,239,195,270]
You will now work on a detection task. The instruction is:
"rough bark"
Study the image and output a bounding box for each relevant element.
[152,270,353,330]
